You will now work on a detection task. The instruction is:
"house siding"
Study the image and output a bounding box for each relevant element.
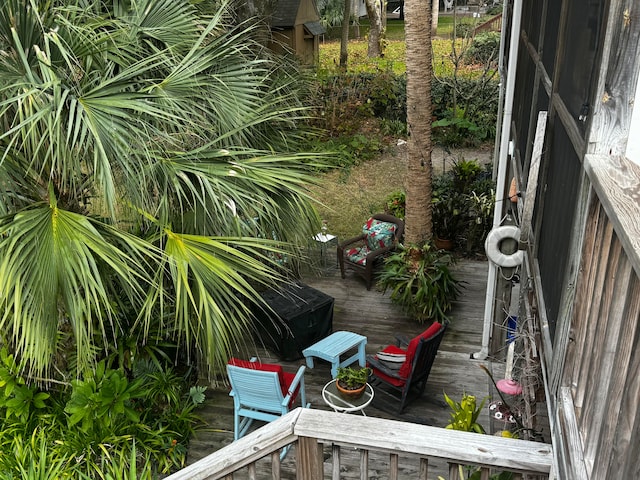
[497,0,640,477]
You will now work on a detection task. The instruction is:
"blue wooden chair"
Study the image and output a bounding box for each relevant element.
[226,358,310,457]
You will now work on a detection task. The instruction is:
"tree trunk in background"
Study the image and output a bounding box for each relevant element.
[404,0,433,244]
[431,0,439,35]
[340,0,351,67]
[364,0,385,57]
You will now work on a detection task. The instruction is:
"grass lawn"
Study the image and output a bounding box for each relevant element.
[319,17,498,77]
[319,37,489,77]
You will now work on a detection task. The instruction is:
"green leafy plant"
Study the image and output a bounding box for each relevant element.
[0,428,79,480]
[336,366,371,389]
[432,190,469,241]
[65,361,143,433]
[444,392,487,434]
[380,118,408,137]
[385,191,406,219]
[431,158,495,253]
[465,190,495,254]
[452,158,484,191]
[466,32,501,65]
[378,243,462,324]
[442,388,516,480]
[0,349,50,424]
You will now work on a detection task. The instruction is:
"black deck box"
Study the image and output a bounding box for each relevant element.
[253,282,334,360]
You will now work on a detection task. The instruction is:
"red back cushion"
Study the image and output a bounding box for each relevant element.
[397,322,442,378]
[228,358,287,396]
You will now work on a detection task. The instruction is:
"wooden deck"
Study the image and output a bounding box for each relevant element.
[186,259,525,478]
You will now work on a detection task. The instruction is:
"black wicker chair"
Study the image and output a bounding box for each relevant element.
[367,322,447,413]
[337,213,404,290]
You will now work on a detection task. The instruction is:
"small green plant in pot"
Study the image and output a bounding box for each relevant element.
[336,366,371,400]
[432,191,468,248]
[377,242,463,324]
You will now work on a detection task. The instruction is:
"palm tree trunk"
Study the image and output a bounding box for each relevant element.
[404,0,433,245]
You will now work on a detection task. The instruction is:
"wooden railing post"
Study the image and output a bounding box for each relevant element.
[296,436,323,479]
[360,449,369,480]
[390,453,399,480]
[419,458,429,480]
[332,444,341,478]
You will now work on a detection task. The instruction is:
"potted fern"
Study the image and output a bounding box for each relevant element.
[377,242,462,324]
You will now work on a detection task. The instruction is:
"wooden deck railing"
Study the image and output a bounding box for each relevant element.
[474,13,503,35]
[165,408,553,479]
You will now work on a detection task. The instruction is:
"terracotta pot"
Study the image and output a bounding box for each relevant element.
[434,237,454,251]
[336,380,366,400]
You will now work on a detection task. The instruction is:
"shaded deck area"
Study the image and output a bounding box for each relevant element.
[187,259,530,478]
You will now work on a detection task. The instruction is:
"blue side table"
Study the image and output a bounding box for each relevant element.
[302,331,367,378]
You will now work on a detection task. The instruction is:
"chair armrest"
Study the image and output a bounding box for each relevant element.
[367,355,406,380]
[365,244,395,261]
[338,234,367,250]
[394,335,411,348]
[282,365,307,407]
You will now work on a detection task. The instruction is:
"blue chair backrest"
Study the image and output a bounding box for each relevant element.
[227,364,287,414]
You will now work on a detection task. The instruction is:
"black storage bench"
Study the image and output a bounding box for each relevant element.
[253,282,334,361]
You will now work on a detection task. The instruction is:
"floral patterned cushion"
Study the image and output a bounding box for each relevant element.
[346,245,371,265]
[363,218,397,250]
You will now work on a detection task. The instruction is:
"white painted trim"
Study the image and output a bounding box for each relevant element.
[476,0,523,360]
[626,74,640,166]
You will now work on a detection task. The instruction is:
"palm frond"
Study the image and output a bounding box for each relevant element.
[0,200,157,375]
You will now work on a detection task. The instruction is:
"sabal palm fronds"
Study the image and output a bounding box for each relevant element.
[0,0,323,378]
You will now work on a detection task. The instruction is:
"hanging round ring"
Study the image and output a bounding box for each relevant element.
[485,225,524,268]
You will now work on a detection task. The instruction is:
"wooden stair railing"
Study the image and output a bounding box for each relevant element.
[165,408,552,480]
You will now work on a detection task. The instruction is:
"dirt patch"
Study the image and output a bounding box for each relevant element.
[311,141,494,240]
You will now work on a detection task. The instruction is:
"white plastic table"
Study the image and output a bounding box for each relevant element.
[322,379,374,415]
[302,331,367,378]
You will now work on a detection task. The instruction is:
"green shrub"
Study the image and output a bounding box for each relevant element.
[366,71,407,122]
[384,190,406,219]
[466,32,501,64]
[304,133,384,178]
[380,118,408,137]
[432,158,495,255]
[0,353,205,478]
[454,22,474,38]
[431,77,500,147]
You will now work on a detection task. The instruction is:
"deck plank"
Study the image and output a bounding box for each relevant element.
[187,259,515,478]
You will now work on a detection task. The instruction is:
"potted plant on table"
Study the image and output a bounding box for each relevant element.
[336,366,371,400]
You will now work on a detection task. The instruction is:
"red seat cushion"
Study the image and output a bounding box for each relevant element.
[397,322,442,378]
[228,358,299,404]
[370,366,406,387]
